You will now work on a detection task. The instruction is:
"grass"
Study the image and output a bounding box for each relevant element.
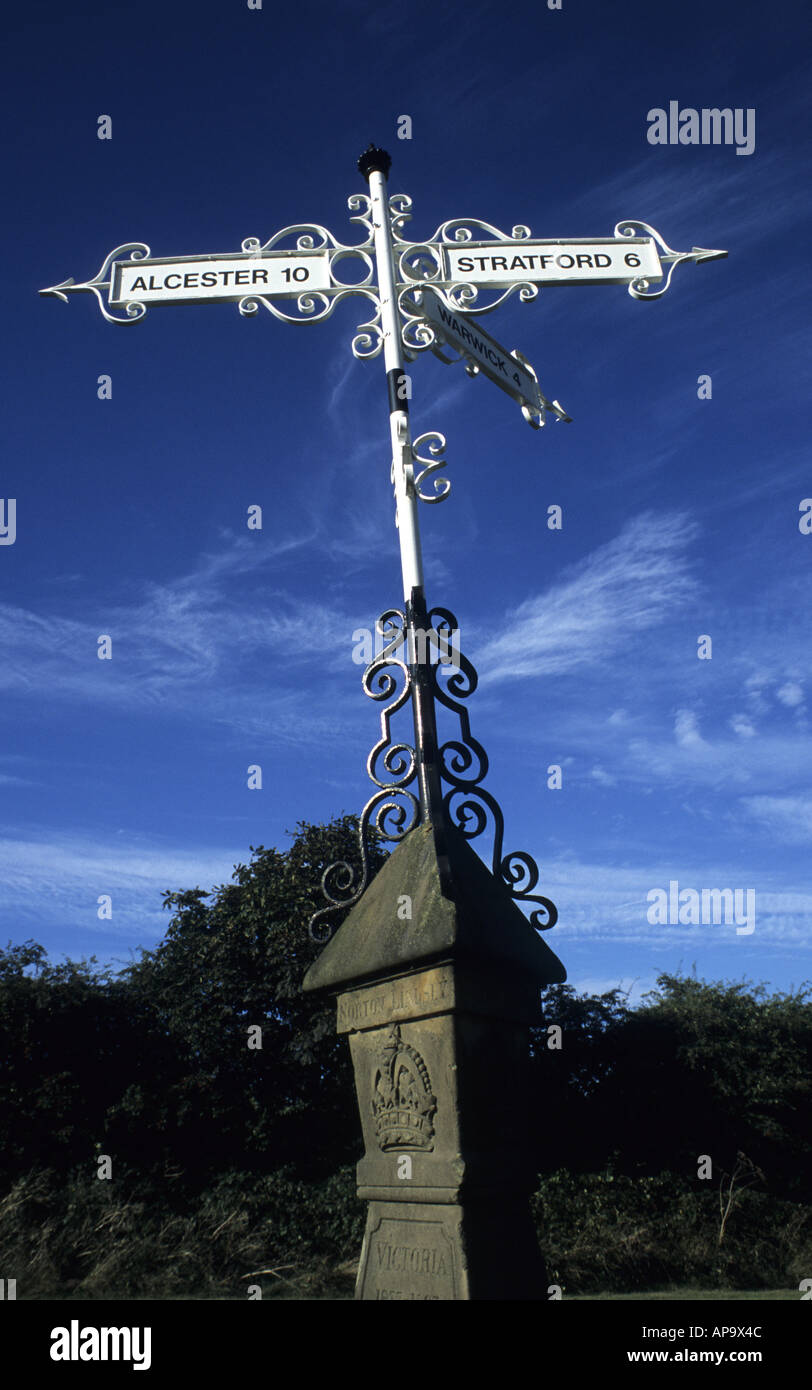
[24,1285,798,1301]
[568,1288,797,1301]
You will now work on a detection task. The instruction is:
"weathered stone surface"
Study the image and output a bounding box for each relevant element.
[347,1000,539,1206]
[335,959,540,1033]
[302,821,565,1299]
[357,1205,460,1300]
[336,964,455,1033]
[357,1200,547,1301]
[303,820,565,994]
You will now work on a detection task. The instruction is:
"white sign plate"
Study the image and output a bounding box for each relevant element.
[110,250,332,305]
[441,237,662,287]
[419,288,543,411]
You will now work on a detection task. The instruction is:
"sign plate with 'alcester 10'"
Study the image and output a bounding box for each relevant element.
[111,250,332,305]
[441,237,662,287]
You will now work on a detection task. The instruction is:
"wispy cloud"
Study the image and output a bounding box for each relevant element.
[740,796,812,846]
[0,534,378,740]
[542,856,812,949]
[478,510,698,681]
[674,709,708,750]
[623,729,810,794]
[0,830,246,951]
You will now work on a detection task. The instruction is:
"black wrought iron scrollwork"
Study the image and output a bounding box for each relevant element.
[309,602,558,941]
[427,605,558,931]
[308,611,419,942]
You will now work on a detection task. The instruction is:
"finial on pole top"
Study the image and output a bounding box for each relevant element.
[357,143,392,182]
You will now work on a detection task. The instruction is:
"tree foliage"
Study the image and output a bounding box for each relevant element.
[1,820,809,1222]
[532,973,812,1199]
[0,816,386,1191]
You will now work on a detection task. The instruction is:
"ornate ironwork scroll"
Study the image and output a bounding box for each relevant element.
[40,193,722,355]
[39,196,386,357]
[615,220,728,300]
[308,603,558,942]
[308,611,419,943]
[393,198,541,330]
[37,242,153,325]
[411,432,451,504]
[428,605,558,934]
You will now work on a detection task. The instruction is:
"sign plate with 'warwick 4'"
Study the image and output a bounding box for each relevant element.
[442,237,662,288]
[416,288,570,427]
[419,288,542,411]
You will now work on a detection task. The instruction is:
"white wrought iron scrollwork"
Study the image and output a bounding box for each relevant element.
[392,212,541,320]
[240,210,373,259]
[39,204,381,352]
[237,285,383,357]
[40,196,725,344]
[347,191,376,246]
[388,192,415,241]
[444,280,540,316]
[393,211,533,251]
[397,242,444,287]
[39,243,152,324]
[396,260,540,322]
[411,432,450,504]
[398,284,439,357]
[615,220,727,301]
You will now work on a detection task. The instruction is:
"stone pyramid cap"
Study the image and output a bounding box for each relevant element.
[304,820,566,994]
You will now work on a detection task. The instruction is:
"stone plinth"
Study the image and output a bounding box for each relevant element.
[303,820,565,1300]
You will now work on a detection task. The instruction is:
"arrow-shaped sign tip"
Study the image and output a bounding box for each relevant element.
[38,278,75,302]
[692,247,728,263]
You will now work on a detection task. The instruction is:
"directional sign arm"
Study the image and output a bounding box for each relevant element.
[393,215,727,313]
[401,285,569,431]
[39,243,153,323]
[37,212,389,354]
[508,347,572,429]
[615,221,727,300]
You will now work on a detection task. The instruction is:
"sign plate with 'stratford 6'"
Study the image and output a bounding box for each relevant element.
[110,250,332,306]
[441,237,662,288]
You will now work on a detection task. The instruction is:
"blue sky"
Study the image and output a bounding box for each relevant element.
[2,0,810,1001]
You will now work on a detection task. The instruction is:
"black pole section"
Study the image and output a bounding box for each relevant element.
[405,589,453,897]
[406,589,446,822]
[357,143,392,181]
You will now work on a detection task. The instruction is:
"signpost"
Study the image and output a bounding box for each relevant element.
[36,134,729,986]
[39,145,727,1301]
[416,285,571,427]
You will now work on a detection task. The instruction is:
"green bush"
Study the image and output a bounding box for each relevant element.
[533,1169,812,1294]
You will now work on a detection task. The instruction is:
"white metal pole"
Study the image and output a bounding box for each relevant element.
[357,147,449,835]
[363,156,425,604]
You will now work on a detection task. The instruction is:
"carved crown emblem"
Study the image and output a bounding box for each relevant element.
[371,1025,437,1151]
